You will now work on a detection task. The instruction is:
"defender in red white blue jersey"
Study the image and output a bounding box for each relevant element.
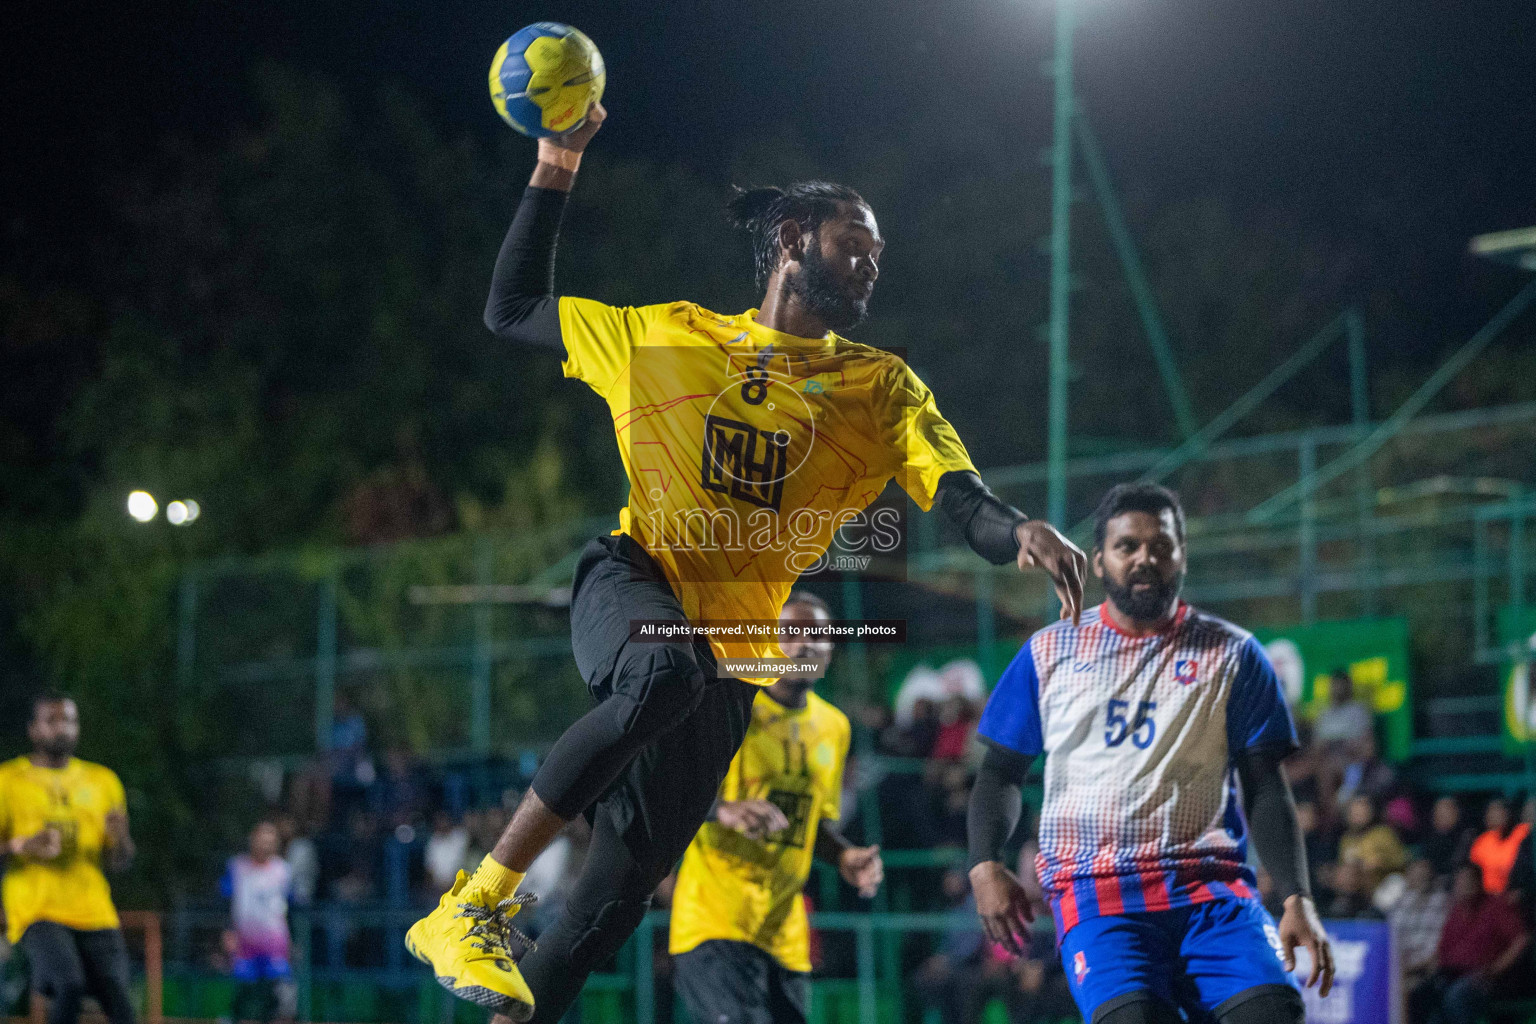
[966,484,1334,1024]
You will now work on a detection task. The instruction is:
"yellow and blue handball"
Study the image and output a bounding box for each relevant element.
[489,22,605,138]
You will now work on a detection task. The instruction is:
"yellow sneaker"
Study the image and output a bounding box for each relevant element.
[405,870,538,1021]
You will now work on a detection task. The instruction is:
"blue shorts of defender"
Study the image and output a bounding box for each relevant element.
[1059,899,1297,1022]
[231,952,291,982]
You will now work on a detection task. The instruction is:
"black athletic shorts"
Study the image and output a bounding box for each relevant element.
[673,939,811,1024]
[569,532,719,696]
[568,532,758,851]
[20,922,136,1024]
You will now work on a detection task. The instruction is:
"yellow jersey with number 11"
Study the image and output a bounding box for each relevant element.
[668,689,851,972]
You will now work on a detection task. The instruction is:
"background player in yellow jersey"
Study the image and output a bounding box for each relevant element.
[407,101,1087,1023]
[670,591,881,1024]
[0,693,137,1024]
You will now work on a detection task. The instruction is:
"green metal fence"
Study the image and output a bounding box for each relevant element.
[179,401,1536,760]
[159,903,1048,1024]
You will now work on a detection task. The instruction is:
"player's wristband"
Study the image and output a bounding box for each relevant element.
[537,146,582,172]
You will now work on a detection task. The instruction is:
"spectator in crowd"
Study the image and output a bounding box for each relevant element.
[913,869,987,1022]
[1410,863,1529,1024]
[325,809,381,903]
[1296,799,1340,905]
[372,749,427,827]
[327,693,374,820]
[422,812,470,896]
[882,697,940,758]
[221,822,295,1024]
[1383,792,1419,838]
[852,703,894,748]
[864,694,959,849]
[1391,859,1449,990]
[273,814,318,908]
[930,695,978,762]
[1505,798,1536,919]
[459,809,486,872]
[925,759,973,848]
[1326,861,1385,920]
[1422,797,1474,881]
[1315,670,1373,752]
[1469,797,1529,896]
[914,869,1068,1024]
[1284,722,1321,802]
[1335,734,1398,811]
[1012,914,1075,1024]
[1338,794,1409,892]
[284,762,331,836]
[463,805,510,875]
[330,693,367,763]
[1314,669,1373,806]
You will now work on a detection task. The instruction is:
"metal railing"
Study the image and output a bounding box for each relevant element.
[157,904,998,1024]
[178,399,1536,762]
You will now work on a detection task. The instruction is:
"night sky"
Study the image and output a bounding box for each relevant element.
[8,0,1535,356]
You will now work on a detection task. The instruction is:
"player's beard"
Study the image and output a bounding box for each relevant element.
[778,677,815,700]
[790,238,869,333]
[36,734,76,761]
[1103,566,1185,623]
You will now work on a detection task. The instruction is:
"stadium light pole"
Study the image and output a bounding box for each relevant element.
[1046,0,1074,530]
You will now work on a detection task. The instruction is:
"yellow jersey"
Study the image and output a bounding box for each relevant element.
[668,689,851,972]
[0,756,126,942]
[558,298,977,679]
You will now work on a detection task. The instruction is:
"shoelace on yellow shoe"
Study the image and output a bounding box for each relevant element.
[456,892,539,965]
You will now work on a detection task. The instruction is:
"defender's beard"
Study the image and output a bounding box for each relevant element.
[1103,567,1185,622]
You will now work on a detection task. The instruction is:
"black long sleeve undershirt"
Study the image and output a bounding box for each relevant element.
[967,738,1031,870]
[935,471,1029,566]
[483,186,569,352]
[1236,750,1311,901]
[482,191,1029,567]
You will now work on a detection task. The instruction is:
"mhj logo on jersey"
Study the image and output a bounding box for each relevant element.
[1073,951,1089,984]
[701,414,789,511]
[1173,659,1199,686]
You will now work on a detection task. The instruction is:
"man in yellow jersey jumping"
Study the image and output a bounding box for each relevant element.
[1,693,137,1024]
[406,100,1087,1023]
[670,591,880,1024]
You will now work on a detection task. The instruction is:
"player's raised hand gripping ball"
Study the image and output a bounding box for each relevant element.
[489,22,606,138]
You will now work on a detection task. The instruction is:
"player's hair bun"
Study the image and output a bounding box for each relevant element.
[726,181,867,287]
[726,185,787,231]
